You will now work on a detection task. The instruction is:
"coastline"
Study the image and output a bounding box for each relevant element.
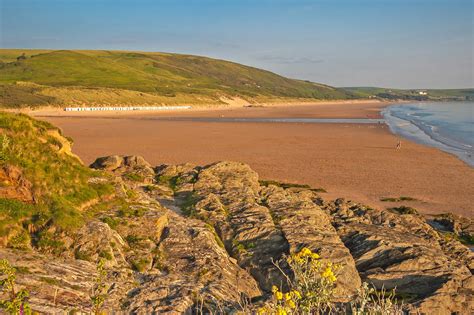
[382,102,474,168]
[25,98,390,118]
[32,100,474,217]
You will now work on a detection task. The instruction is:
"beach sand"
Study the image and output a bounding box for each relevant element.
[34,101,474,217]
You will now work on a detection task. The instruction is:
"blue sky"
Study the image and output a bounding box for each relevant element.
[1,0,472,88]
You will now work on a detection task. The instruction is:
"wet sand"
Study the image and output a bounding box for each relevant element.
[36,102,474,217]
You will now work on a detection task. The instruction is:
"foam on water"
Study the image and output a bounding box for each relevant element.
[382,102,474,167]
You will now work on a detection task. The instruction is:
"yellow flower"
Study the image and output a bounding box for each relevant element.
[300,247,312,256]
[287,300,296,309]
[322,266,337,282]
[291,290,302,299]
[311,253,320,260]
[322,267,333,278]
[272,285,279,293]
[277,309,287,315]
[257,307,267,315]
[284,292,292,301]
[275,291,283,300]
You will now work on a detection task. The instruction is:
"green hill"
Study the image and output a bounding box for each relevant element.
[0,49,354,108]
[342,87,474,101]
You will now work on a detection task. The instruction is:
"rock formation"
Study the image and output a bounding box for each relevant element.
[1,155,473,314]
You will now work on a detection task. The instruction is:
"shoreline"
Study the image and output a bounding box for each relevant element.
[33,100,473,218]
[24,98,391,118]
[382,104,474,168]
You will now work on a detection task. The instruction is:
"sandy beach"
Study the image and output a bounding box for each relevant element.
[34,101,474,217]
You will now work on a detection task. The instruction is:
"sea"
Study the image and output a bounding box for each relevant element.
[382,102,474,167]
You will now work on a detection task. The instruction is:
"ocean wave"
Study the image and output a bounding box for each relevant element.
[383,102,474,167]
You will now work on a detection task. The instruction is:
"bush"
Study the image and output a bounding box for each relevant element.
[259,248,338,314]
[130,258,150,272]
[388,206,418,215]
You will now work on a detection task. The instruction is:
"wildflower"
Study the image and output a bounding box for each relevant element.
[322,267,337,282]
[287,300,296,309]
[277,308,287,315]
[272,285,279,293]
[300,247,312,256]
[257,307,267,315]
[291,290,302,299]
[311,253,320,260]
[285,292,292,301]
[275,291,283,300]
[322,266,332,276]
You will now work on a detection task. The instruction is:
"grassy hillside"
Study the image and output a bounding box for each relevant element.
[0,49,354,108]
[343,87,474,101]
[0,112,115,250]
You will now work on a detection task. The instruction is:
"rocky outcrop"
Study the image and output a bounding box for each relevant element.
[90,155,155,184]
[325,199,474,314]
[0,248,135,313]
[429,212,474,246]
[192,162,289,291]
[124,211,261,314]
[2,157,473,314]
[261,186,361,301]
[0,165,34,202]
[73,221,128,268]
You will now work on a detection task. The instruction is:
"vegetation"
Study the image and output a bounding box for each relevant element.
[343,87,474,101]
[259,179,326,192]
[90,259,108,315]
[130,258,150,272]
[195,248,403,314]
[0,112,115,251]
[0,49,355,108]
[261,248,339,314]
[0,259,31,315]
[0,84,58,108]
[388,206,418,215]
[380,196,417,202]
[350,282,404,315]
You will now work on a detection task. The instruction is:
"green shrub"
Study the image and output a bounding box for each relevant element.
[90,259,108,315]
[74,249,92,261]
[123,172,144,182]
[6,229,30,250]
[381,196,417,202]
[0,259,31,314]
[117,205,146,218]
[388,206,418,215]
[130,258,150,272]
[101,216,121,229]
[99,250,113,261]
[259,179,326,192]
[125,234,143,245]
[36,231,66,255]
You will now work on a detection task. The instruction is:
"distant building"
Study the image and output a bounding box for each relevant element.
[418,91,428,95]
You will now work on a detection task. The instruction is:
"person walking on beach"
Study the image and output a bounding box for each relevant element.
[396,139,402,150]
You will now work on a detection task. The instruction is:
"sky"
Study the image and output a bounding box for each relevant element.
[0,0,472,89]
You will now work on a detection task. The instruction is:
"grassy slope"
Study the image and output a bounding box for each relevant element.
[0,112,114,249]
[0,49,353,108]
